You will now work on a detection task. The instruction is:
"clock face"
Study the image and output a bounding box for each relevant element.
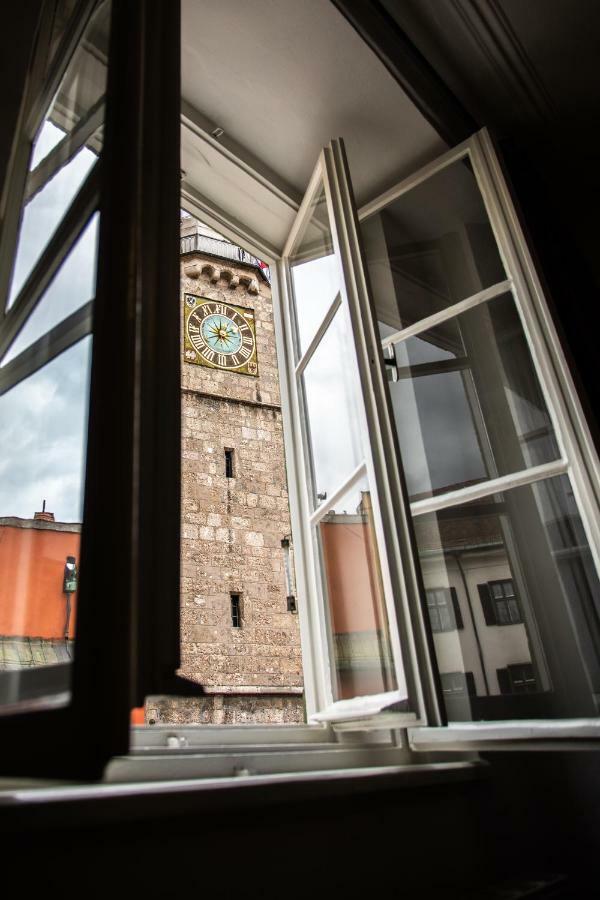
[183,295,258,375]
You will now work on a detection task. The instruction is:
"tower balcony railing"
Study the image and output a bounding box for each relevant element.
[180,233,271,283]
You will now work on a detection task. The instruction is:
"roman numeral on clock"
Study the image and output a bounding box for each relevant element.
[214,304,227,316]
[230,353,240,366]
[203,348,215,362]
[239,346,251,359]
[188,324,200,334]
[217,353,227,367]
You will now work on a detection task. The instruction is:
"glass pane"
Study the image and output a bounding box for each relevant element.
[301,307,363,506]
[3,212,98,365]
[288,183,339,357]
[413,474,600,720]
[387,292,560,501]
[8,150,97,308]
[6,2,109,309]
[317,478,397,700]
[0,338,92,708]
[361,157,506,336]
[31,2,110,170]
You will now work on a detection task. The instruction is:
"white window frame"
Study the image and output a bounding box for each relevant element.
[174,127,600,764]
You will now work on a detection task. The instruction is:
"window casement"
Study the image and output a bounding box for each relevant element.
[478,580,522,627]
[2,1,600,790]
[440,671,475,697]
[426,587,463,633]
[497,663,537,695]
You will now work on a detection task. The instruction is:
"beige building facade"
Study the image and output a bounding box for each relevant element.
[148,220,304,725]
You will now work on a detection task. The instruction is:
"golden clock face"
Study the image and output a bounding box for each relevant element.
[183,295,258,376]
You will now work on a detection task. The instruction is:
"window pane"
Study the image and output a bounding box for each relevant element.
[30,2,110,170]
[8,150,97,308]
[387,292,560,501]
[3,213,98,365]
[317,479,397,700]
[301,307,363,506]
[6,3,109,310]
[413,474,600,720]
[0,338,92,708]
[361,157,506,336]
[288,183,338,357]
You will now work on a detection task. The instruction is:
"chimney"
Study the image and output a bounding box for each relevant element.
[34,499,55,522]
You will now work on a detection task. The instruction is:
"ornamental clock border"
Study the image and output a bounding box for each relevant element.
[183,294,259,376]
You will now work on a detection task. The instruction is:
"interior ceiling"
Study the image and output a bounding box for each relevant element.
[181,0,446,254]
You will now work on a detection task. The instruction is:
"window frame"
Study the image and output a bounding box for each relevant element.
[0,0,191,779]
[177,130,600,757]
[358,131,600,745]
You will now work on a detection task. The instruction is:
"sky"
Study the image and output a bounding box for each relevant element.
[0,122,95,522]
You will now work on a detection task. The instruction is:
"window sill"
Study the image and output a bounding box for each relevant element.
[0,758,485,832]
[409,719,600,751]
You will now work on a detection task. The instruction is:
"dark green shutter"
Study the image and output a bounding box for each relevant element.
[478,583,496,625]
[450,587,463,629]
[497,667,511,694]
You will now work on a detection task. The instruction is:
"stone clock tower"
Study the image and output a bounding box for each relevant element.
[148,218,304,725]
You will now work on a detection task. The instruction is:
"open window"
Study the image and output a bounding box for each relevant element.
[2,0,600,786]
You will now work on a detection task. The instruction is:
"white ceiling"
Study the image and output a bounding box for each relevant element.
[181,0,446,254]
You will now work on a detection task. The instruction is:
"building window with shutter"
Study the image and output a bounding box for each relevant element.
[440,671,476,696]
[425,587,463,633]
[478,579,522,626]
[497,663,537,694]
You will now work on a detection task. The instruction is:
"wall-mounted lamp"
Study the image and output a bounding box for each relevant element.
[63,556,77,593]
[63,556,77,639]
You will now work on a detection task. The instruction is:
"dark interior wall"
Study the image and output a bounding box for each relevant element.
[2,754,599,897]
[497,140,600,449]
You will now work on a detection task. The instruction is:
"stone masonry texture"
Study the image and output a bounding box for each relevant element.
[148,244,304,725]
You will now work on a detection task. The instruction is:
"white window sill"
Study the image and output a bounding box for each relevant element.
[409,719,600,751]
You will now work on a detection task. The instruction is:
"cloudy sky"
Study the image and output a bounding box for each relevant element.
[0,122,95,522]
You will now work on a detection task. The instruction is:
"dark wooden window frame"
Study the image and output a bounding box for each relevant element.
[0,0,193,780]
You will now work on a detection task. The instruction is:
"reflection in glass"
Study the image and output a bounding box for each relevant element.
[362,157,506,335]
[412,475,600,720]
[30,2,110,170]
[0,338,92,706]
[387,293,560,500]
[301,308,363,506]
[3,213,98,364]
[289,184,338,356]
[318,482,396,700]
[6,2,110,310]
[8,147,97,308]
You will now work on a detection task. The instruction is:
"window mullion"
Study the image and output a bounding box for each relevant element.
[25,96,105,204]
[380,278,513,351]
[294,291,341,376]
[0,300,93,396]
[410,459,569,518]
[0,163,99,361]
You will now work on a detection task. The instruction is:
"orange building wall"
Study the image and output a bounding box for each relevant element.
[320,521,384,634]
[0,524,79,639]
